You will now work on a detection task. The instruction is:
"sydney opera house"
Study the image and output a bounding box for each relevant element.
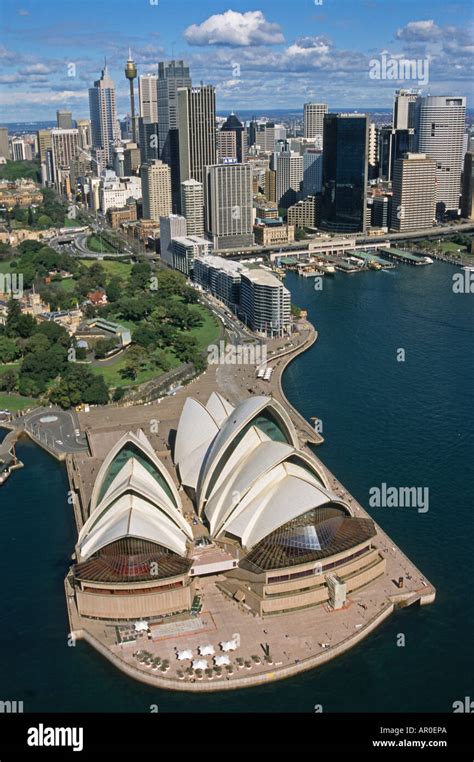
[70,393,385,621]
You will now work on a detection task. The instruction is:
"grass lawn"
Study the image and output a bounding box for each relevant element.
[0,393,37,411]
[86,234,118,254]
[91,350,180,388]
[186,304,221,351]
[0,258,16,274]
[63,217,81,228]
[56,278,77,292]
[79,258,133,279]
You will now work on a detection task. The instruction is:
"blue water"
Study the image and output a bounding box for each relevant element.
[0,262,473,712]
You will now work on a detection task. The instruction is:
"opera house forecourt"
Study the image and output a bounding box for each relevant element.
[65,366,435,690]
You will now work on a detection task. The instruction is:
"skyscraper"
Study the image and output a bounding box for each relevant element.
[304,103,328,147]
[138,119,160,164]
[368,123,379,180]
[461,152,474,219]
[76,119,92,152]
[205,163,253,249]
[181,179,204,237]
[37,129,52,164]
[56,110,73,129]
[393,89,420,130]
[390,153,436,232]
[276,151,303,209]
[124,50,138,144]
[89,64,120,167]
[157,60,192,211]
[417,95,466,214]
[138,73,158,123]
[303,149,323,197]
[220,113,246,163]
[51,128,79,195]
[320,113,368,233]
[178,86,217,186]
[141,159,172,221]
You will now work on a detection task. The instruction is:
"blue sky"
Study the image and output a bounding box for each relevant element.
[0,0,473,121]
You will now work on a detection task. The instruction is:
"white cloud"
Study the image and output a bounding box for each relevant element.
[396,20,442,42]
[184,10,284,47]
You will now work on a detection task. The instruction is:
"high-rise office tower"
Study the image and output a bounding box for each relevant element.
[378,126,415,181]
[178,86,217,187]
[51,129,79,171]
[76,119,92,152]
[138,119,160,164]
[56,110,73,129]
[11,139,27,161]
[220,113,246,163]
[240,270,291,337]
[205,163,253,249]
[320,113,368,233]
[303,149,323,197]
[461,152,474,219]
[157,60,192,211]
[141,159,172,221]
[159,214,187,266]
[181,179,204,236]
[37,129,52,164]
[276,151,303,209]
[89,64,120,167]
[304,103,328,147]
[138,73,158,123]
[0,127,9,160]
[417,95,466,214]
[390,153,436,232]
[124,50,138,144]
[368,122,379,179]
[393,89,420,130]
[217,130,237,163]
[265,169,276,202]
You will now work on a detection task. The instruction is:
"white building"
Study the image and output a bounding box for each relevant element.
[276,151,303,209]
[304,103,328,147]
[205,163,254,249]
[160,214,187,266]
[417,95,466,213]
[100,171,142,213]
[138,74,158,123]
[240,269,291,337]
[181,178,204,237]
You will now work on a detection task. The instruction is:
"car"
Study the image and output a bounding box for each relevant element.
[75,429,80,437]
[55,440,63,445]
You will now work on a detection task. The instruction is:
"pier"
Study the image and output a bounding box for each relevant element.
[378,247,432,265]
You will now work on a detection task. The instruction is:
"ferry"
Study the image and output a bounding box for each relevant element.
[462,265,474,272]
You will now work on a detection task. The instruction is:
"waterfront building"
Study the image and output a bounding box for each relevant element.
[180,178,204,237]
[320,113,368,233]
[253,219,295,246]
[390,153,436,232]
[141,159,172,222]
[416,95,466,214]
[287,196,317,229]
[193,254,247,308]
[240,269,291,337]
[171,235,211,276]
[371,194,392,229]
[89,64,120,166]
[205,163,254,249]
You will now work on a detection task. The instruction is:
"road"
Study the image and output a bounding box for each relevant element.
[23,408,88,454]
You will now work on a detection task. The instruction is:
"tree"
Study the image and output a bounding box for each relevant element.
[24,333,50,354]
[129,262,152,291]
[5,300,36,338]
[87,262,107,289]
[150,348,172,372]
[106,276,122,303]
[0,369,17,392]
[0,336,21,363]
[94,338,117,359]
[173,335,200,363]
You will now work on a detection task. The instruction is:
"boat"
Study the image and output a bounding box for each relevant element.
[462,265,474,272]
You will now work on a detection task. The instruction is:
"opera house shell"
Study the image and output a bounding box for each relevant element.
[71,395,385,621]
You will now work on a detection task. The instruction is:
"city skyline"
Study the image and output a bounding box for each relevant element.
[0,0,472,122]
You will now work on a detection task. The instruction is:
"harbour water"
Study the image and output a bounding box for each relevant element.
[0,262,473,712]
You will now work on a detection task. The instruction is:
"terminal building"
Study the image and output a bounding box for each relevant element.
[69,395,385,622]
